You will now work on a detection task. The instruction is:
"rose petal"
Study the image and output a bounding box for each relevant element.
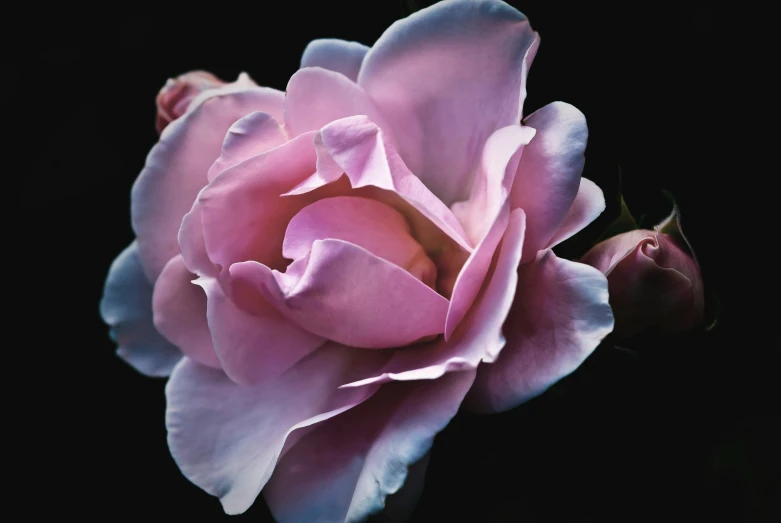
[195,276,325,386]
[165,344,387,515]
[444,204,509,340]
[283,196,434,286]
[512,102,588,263]
[446,125,535,339]
[358,0,537,204]
[198,131,321,274]
[99,241,181,376]
[263,370,475,523]
[341,209,526,388]
[291,116,471,250]
[131,86,286,281]
[579,229,656,274]
[300,38,369,82]
[546,177,605,248]
[465,250,614,413]
[230,238,449,349]
[284,66,389,138]
[152,254,221,369]
[206,111,288,182]
[451,125,536,244]
[187,73,281,119]
[285,115,473,297]
[376,453,430,523]
[178,191,216,277]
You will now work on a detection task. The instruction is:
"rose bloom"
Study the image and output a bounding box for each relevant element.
[100,1,614,521]
[581,209,705,338]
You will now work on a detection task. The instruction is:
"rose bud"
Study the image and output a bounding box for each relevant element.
[580,207,704,338]
[155,71,254,134]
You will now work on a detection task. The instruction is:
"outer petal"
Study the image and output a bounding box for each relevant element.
[188,73,282,119]
[131,86,286,281]
[511,102,588,263]
[206,111,288,182]
[284,67,389,138]
[341,209,526,388]
[230,238,449,349]
[263,370,475,523]
[165,344,387,515]
[152,254,220,369]
[178,188,216,277]
[358,0,537,205]
[196,276,325,386]
[99,242,181,376]
[546,177,605,248]
[300,38,369,82]
[465,250,614,413]
[375,453,431,523]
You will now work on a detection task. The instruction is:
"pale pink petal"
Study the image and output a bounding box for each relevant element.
[99,242,181,376]
[165,344,388,515]
[444,204,509,340]
[206,111,288,182]
[377,453,431,523]
[341,209,526,388]
[188,73,282,119]
[151,254,220,369]
[446,125,535,339]
[263,370,475,523]
[284,67,389,138]
[286,115,472,297]
[290,116,471,250]
[198,131,321,274]
[177,191,216,277]
[451,125,536,244]
[465,250,614,413]
[283,196,435,286]
[511,102,588,263]
[358,0,538,204]
[229,238,449,349]
[546,177,606,248]
[195,276,325,386]
[131,86,286,281]
[579,229,656,274]
[300,38,369,82]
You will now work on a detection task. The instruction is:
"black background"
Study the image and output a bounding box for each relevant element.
[17,1,776,521]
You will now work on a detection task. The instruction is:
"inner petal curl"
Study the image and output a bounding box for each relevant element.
[283,196,437,290]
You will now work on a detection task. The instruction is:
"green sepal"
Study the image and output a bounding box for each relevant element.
[595,166,640,242]
[658,191,722,332]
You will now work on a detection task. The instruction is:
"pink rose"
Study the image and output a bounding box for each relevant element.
[581,208,705,338]
[100,1,614,520]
